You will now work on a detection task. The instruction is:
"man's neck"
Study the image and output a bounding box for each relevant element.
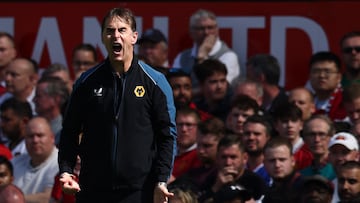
[247,154,264,171]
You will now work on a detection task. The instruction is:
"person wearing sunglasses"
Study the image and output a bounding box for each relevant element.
[340,31,360,88]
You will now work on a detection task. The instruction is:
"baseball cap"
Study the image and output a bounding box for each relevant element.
[137,28,167,44]
[328,132,359,150]
[301,175,334,194]
[214,184,252,203]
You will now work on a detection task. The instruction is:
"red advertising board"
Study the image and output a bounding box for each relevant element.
[0,2,359,89]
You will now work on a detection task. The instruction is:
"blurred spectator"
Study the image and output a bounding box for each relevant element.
[0,97,32,157]
[138,28,169,69]
[0,184,25,203]
[340,31,360,88]
[214,183,255,203]
[0,32,17,96]
[288,87,315,121]
[231,77,263,106]
[0,156,13,186]
[337,161,360,203]
[42,63,73,93]
[71,43,98,80]
[298,175,333,203]
[11,116,58,203]
[172,9,240,94]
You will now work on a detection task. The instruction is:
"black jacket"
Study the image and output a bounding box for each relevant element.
[58,57,177,193]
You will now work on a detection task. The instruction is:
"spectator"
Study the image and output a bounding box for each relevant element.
[137,28,169,69]
[298,175,334,203]
[0,184,25,203]
[71,43,98,80]
[339,31,360,88]
[301,114,336,180]
[11,116,59,203]
[41,63,73,93]
[231,77,263,106]
[309,51,347,121]
[172,9,240,94]
[288,87,315,121]
[337,161,360,203]
[0,97,33,157]
[0,156,14,186]
[213,183,255,203]
[0,32,17,96]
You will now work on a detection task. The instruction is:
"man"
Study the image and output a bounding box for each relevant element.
[0,57,39,114]
[299,175,334,203]
[343,83,360,125]
[242,115,272,185]
[231,77,264,106]
[337,161,360,203]
[0,184,25,203]
[0,97,33,157]
[172,9,240,91]
[340,31,360,88]
[166,69,212,121]
[0,32,17,96]
[246,54,288,116]
[137,28,169,69]
[193,59,232,122]
[11,116,59,203]
[301,115,336,180]
[58,7,177,203]
[328,132,359,203]
[309,51,347,121]
[33,76,70,146]
[41,63,73,93]
[273,102,313,170]
[71,43,98,80]
[263,136,303,203]
[171,107,202,182]
[198,134,267,203]
[0,156,14,186]
[288,87,316,121]
[226,94,259,136]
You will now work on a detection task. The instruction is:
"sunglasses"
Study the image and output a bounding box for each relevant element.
[342,46,360,54]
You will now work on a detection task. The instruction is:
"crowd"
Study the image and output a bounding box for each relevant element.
[0,6,359,203]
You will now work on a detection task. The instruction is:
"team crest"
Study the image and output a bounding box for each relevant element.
[134,86,145,97]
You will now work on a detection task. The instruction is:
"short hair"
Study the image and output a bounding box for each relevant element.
[194,59,227,84]
[231,77,264,98]
[0,156,13,176]
[217,134,245,153]
[309,51,342,72]
[176,106,201,123]
[0,32,15,47]
[42,63,70,79]
[197,117,225,140]
[244,114,273,137]
[303,114,335,136]
[166,69,191,81]
[230,94,259,113]
[273,102,302,122]
[264,136,293,155]
[189,9,217,29]
[246,54,280,85]
[169,187,198,203]
[343,83,360,103]
[339,160,360,171]
[339,31,360,48]
[37,76,70,108]
[0,97,33,119]
[72,43,98,62]
[101,8,136,33]
[289,87,314,103]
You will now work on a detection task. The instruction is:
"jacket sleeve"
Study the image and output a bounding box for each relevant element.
[152,73,177,182]
[58,80,84,174]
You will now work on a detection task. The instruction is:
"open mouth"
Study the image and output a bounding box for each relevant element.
[113,43,122,53]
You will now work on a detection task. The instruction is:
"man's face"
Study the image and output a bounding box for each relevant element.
[329,144,359,172]
[242,122,269,155]
[168,76,192,108]
[275,119,303,144]
[341,36,360,72]
[5,59,37,95]
[217,144,247,179]
[338,167,360,202]
[176,113,198,150]
[301,183,332,203]
[0,164,13,186]
[233,83,262,106]
[190,17,218,45]
[310,61,341,93]
[138,41,168,68]
[264,145,295,180]
[0,108,23,141]
[227,107,255,135]
[102,16,138,64]
[196,134,219,165]
[201,72,227,102]
[0,36,16,68]
[303,118,331,157]
[72,49,97,79]
[288,88,315,121]
[344,97,360,124]
[34,82,57,116]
